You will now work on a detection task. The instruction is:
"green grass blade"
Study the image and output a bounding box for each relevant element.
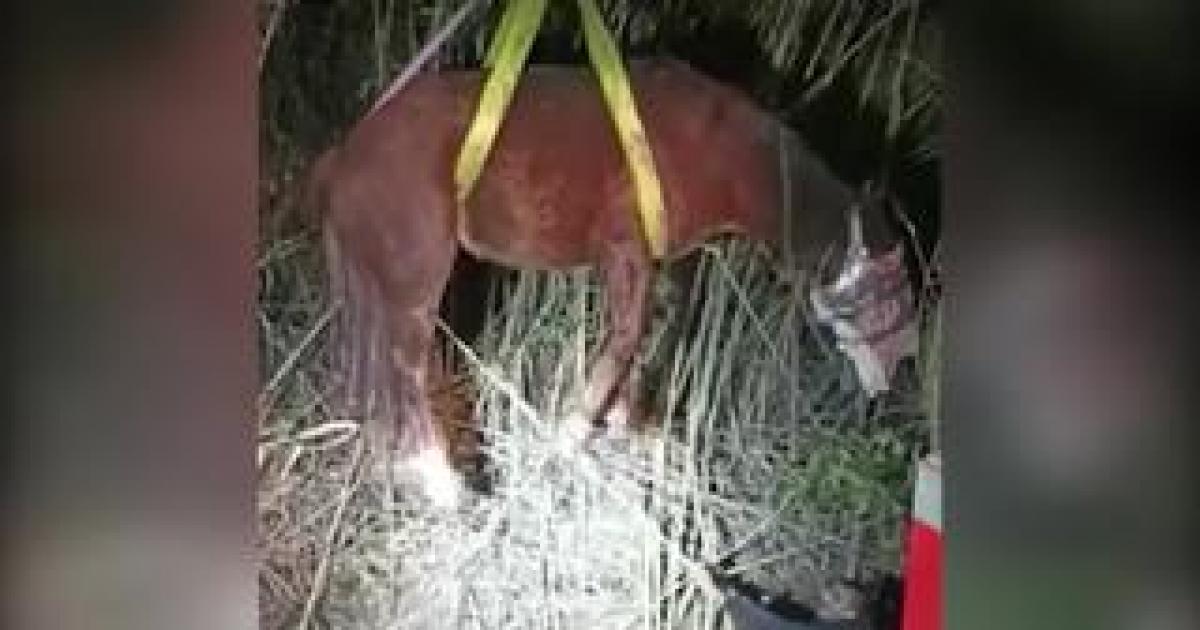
[921,294,942,452]
[483,0,522,69]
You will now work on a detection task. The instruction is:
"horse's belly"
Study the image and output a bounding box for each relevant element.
[458,179,599,270]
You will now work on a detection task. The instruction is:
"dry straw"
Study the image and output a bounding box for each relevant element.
[258,239,924,628]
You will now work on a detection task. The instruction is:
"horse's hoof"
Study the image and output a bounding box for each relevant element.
[601,402,632,440]
[557,411,594,453]
[408,446,464,509]
[603,421,631,441]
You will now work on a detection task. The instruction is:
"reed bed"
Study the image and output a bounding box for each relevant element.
[257,236,926,629]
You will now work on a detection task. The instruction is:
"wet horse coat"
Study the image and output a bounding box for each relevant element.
[311,59,905,504]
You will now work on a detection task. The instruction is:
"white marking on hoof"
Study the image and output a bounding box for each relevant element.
[408,446,462,509]
[602,401,632,439]
[556,410,594,454]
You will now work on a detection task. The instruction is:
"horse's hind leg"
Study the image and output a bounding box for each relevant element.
[338,201,461,507]
[388,301,463,507]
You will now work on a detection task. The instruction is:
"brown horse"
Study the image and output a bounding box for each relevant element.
[307,58,913,506]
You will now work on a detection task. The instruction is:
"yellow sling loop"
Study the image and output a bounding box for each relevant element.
[453,0,668,259]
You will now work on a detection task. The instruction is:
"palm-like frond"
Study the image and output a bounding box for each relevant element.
[260,0,939,203]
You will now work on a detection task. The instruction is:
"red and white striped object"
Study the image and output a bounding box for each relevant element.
[902,453,942,630]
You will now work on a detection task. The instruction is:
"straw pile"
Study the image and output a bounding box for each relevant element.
[258,236,927,629]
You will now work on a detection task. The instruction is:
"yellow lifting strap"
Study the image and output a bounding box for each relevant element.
[453,0,669,259]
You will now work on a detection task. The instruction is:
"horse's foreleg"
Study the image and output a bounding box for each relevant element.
[638,255,702,418]
[570,242,652,440]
